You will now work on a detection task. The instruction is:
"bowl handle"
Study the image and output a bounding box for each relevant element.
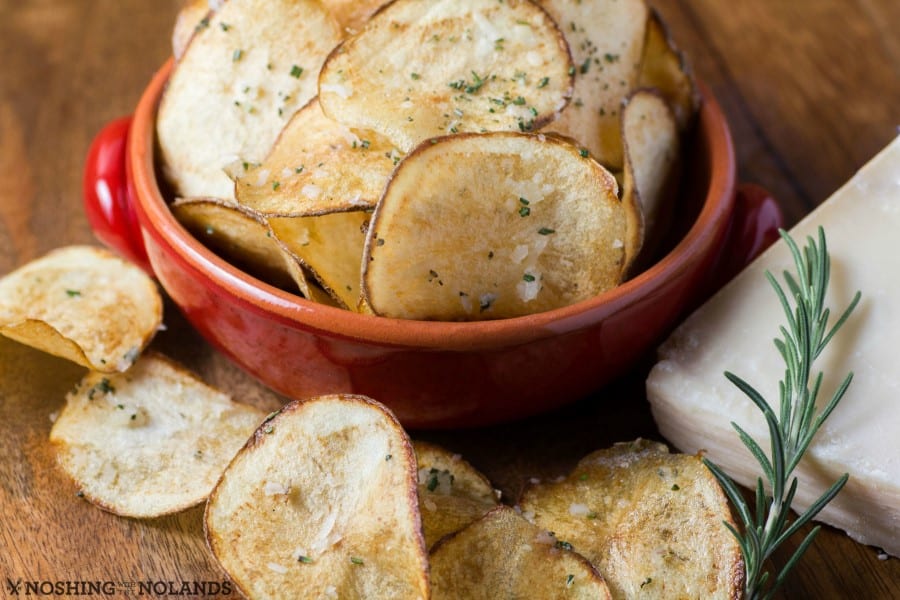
[707,182,784,293]
[82,116,153,273]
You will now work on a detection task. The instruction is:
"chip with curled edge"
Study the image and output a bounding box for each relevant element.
[236,97,401,217]
[638,8,700,132]
[172,197,338,305]
[270,210,371,310]
[621,89,681,271]
[0,245,161,372]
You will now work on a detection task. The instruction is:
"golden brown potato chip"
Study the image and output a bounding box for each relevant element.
[540,0,648,169]
[270,210,370,310]
[235,98,402,216]
[205,394,429,600]
[320,0,385,34]
[318,0,574,152]
[519,439,744,599]
[362,132,628,320]
[157,0,342,199]
[413,441,500,549]
[0,245,161,372]
[278,247,344,307]
[430,505,611,599]
[171,197,298,289]
[49,353,265,518]
[171,197,338,306]
[621,89,680,269]
[638,9,699,131]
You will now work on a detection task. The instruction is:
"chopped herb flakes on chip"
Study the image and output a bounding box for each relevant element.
[519,439,743,599]
[318,0,574,152]
[0,245,161,372]
[162,0,696,321]
[539,0,649,168]
[49,353,265,518]
[430,506,611,599]
[363,132,629,320]
[413,441,500,549]
[205,394,429,600]
[157,0,342,199]
[236,98,401,217]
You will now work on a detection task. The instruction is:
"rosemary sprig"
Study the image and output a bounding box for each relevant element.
[703,226,861,600]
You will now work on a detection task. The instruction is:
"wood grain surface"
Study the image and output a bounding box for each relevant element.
[1,1,898,598]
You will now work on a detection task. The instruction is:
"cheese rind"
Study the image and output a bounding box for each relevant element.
[647,136,900,557]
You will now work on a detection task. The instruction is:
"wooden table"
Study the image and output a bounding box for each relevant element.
[1,1,897,597]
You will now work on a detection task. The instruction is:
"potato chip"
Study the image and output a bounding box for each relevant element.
[171,0,210,60]
[235,98,402,216]
[638,9,699,131]
[413,441,499,549]
[621,89,680,269]
[49,353,265,518]
[171,197,298,289]
[430,505,611,599]
[157,0,342,200]
[205,394,429,600]
[278,248,343,307]
[0,245,161,372]
[519,439,744,599]
[318,0,574,152]
[172,0,229,60]
[539,0,648,169]
[171,197,338,305]
[363,132,628,320]
[320,0,385,34]
[270,210,370,310]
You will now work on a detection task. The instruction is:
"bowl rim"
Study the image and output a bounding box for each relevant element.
[130,58,735,352]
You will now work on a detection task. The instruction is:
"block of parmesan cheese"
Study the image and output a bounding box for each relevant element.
[647,135,900,556]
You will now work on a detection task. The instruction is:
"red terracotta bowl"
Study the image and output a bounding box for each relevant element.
[84,59,782,428]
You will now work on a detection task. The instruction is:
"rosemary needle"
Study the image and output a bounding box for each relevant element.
[704,226,861,600]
